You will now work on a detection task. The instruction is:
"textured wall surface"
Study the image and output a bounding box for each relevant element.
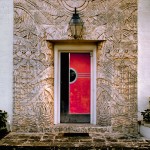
[13,0,137,135]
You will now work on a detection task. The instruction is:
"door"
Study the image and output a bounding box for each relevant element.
[60,53,91,123]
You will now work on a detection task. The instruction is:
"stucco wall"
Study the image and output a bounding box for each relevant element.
[138,0,150,139]
[12,0,138,135]
[0,0,13,125]
[138,0,150,118]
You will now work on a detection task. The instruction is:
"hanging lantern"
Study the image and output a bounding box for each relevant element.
[69,8,83,39]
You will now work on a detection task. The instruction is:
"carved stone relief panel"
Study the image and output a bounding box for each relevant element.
[13,0,137,134]
[13,6,54,131]
[96,0,137,134]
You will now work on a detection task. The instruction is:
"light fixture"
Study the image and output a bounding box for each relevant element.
[69,7,83,39]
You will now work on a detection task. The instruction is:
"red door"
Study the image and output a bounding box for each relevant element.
[69,53,90,114]
[60,52,91,123]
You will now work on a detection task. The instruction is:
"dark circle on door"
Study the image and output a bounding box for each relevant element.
[70,68,77,83]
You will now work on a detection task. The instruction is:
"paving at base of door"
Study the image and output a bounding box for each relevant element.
[0,132,150,149]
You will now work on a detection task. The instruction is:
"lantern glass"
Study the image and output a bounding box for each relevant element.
[69,8,83,39]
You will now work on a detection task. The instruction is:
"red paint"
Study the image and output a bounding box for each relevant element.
[69,53,90,114]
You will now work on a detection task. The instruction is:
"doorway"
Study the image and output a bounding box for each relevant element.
[54,44,96,124]
[60,53,91,123]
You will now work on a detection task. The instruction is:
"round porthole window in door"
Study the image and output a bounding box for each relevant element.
[70,68,77,83]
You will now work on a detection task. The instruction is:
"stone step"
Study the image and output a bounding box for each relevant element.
[48,124,112,133]
[0,146,149,150]
[0,132,150,149]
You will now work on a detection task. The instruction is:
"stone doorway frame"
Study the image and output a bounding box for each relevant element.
[54,42,97,124]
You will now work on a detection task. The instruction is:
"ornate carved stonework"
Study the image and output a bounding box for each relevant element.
[13,0,137,135]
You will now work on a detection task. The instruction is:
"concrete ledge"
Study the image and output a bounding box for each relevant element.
[140,125,150,139]
[49,124,112,133]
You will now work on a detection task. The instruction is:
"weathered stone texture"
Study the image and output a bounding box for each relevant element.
[1,132,150,149]
[13,0,137,135]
